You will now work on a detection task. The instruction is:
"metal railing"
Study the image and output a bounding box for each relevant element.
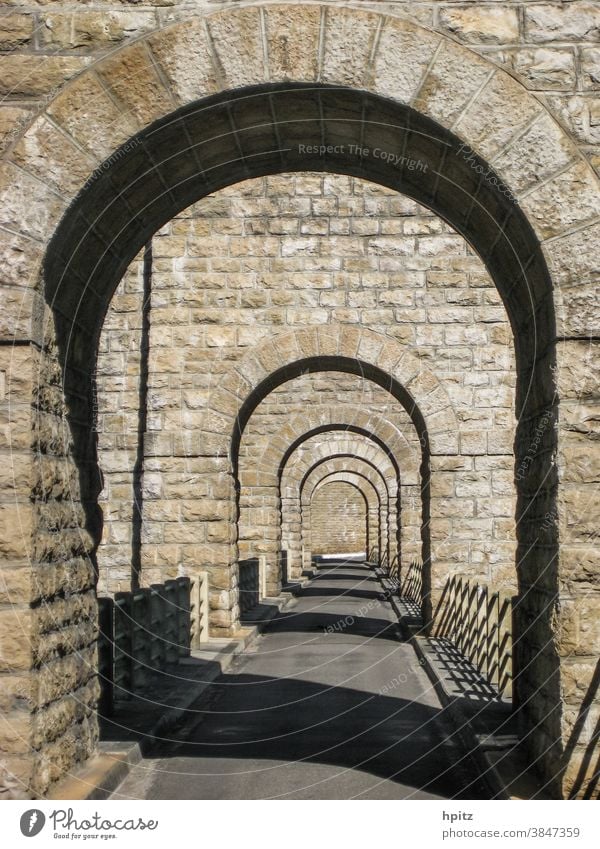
[280,549,288,588]
[366,546,379,565]
[239,557,260,615]
[97,574,207,714]
[399,559,423,606]
[435,574,515,699]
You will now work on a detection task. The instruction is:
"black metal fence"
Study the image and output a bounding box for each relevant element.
[366,546,379,565]
[399,559,423,605]
[239,557,260,615]
[97,576,197,714]
[280,549,288,588]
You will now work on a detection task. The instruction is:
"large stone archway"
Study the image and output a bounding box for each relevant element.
[301,456,390,568]
[237,399,419,578]
[309,475,375,559]
[285,436,396,576]
[0,0,597,799]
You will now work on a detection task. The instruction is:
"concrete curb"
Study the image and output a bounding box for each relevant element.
[47,593,293,801]
[409,635,511,800]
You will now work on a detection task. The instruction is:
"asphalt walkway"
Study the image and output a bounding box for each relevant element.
[112,559,490,799]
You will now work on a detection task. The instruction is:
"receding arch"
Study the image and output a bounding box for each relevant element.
[291,443,395,575]
[309,478,371,559]
[303,460,388,567]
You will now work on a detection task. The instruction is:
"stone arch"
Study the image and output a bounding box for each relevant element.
[303,461,387,568]
[252,402,421,487]
[309,475,374,560]
[231,329,436,601]
[0,0,596,797]
[238,401,419,586]
[286,438,396,577]
[229,325,455,468]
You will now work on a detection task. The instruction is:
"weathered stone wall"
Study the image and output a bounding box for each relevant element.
[310,481,368,554]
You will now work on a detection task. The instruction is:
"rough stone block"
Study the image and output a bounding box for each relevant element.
[206,7,265,88]
[414,39,491,127]
[322,7,380,88]
[265,4,320,81]
[96,43,174,127]
[439,6,520,44]
[148,20,217,104]
[521,160,600,239]
[0,55,88,97]
[373,18,440,104]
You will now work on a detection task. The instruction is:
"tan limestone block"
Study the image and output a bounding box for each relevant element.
[521,160,600,239]
[0,607,32,673]
[525,3,600,43]
[0,161,66,242]
[0,12,33,49]
[48,74,137,159]
[265,4,320,81]
[11,116,97,197]
[0,55,88,98]
[373,17,440,105]
[42,10,156,50]
[492,111,575,193]
[439,6,520,44]
[455,70,543,161]
[321,6,381,88]
[96,42,174,127]
[148,19,218,104]
[206,6,265,88]
[511,47,577,91]
[413,38,491,127]
[581,47,600,90]
[0,105,32,155]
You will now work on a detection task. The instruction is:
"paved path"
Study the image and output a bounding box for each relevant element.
[113,560,491,799]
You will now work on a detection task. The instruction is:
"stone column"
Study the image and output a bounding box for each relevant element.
[1,336,99,798]
[281,494,302,581]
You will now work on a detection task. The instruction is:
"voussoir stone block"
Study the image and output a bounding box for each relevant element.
[492,111,576,194]
[372,18,440,105]
[149,19,219,107]
[455,70,544,161]
[413,38,491,128]
[321,7,381,88]
[48,73,138,159]
[521,160,600,239]
[265,4,321,81]
[96,42,175,128]
[206,7,266,88]
[0,162,66,243]
[41,9,157,50]
[10,117,97,198]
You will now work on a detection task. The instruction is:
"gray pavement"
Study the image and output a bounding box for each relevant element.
[112,560,491,799]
